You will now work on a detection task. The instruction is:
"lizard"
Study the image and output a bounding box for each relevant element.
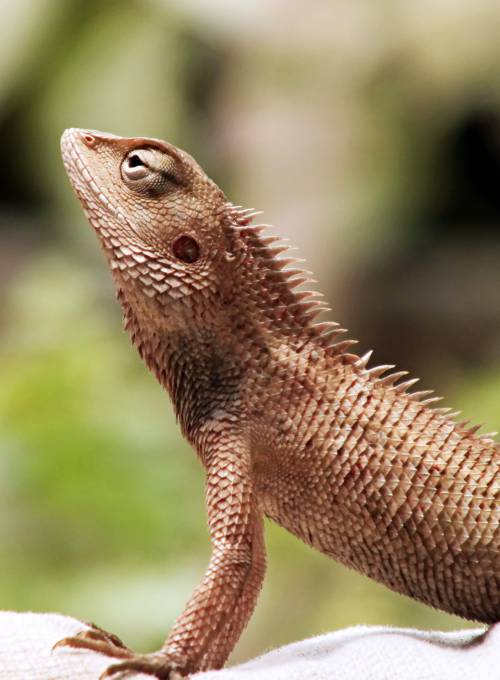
[58,128,500,679]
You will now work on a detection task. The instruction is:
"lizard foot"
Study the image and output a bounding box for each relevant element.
[54,626,186,678]
[98,652,185,679]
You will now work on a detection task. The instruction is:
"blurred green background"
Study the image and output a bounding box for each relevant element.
[1,0,500,664]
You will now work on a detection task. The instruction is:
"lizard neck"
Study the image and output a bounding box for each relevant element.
[120,291,243,441]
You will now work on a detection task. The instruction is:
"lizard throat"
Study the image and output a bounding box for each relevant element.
[121,294,244,440]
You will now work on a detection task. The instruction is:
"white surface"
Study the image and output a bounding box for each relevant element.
[0,610,496,680]
[0,611,150,679]
[198,624,496,680]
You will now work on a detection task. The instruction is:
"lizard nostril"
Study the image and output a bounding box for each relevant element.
[81,133,96,148]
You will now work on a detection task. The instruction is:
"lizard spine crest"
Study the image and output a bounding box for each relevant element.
[228,203,495,443]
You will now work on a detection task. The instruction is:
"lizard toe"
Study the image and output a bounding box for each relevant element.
[53,625,134,661]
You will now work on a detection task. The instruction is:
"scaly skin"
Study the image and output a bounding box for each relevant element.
[59,128,499,678]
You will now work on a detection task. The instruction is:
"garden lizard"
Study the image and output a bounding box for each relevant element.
[59,128,499,679]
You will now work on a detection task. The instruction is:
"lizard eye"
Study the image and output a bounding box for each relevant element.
[172,235,200,263]
[121,147,180,196]
[122,151,149,180]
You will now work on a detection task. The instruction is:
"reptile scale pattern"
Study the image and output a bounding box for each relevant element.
[60,128,499,679]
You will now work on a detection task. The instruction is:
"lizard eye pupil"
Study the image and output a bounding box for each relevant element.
[172,235,200,264]
[128,153,145,168]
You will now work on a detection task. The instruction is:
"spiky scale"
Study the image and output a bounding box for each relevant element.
[355,350,373,368]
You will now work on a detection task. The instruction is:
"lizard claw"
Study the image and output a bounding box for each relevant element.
[53,624,186,678]
[53,622,133,659]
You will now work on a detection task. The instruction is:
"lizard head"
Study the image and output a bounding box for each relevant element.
[60,128,232,332]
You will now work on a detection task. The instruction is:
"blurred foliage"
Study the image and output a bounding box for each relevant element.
[1,0,500,664]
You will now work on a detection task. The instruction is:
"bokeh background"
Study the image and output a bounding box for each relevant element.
[1,0,500,664]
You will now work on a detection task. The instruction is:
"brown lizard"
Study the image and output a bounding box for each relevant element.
[59,128,499,679]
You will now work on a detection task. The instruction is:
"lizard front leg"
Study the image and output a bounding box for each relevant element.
[197,511,266,671]
[57,433,266,678]
[157,438,265,676]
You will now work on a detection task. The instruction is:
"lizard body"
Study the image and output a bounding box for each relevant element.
[60,128,499,678]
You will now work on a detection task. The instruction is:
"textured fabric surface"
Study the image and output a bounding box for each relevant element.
[198,625,497,680]
[0,611,496,679]
[0,611,150,679]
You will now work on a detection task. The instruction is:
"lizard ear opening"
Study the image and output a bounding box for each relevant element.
[172,235,201,263]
